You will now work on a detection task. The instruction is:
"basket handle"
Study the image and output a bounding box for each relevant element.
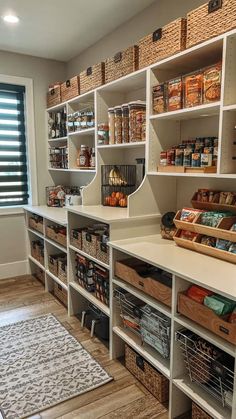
[136,355,145,371]
[86,67,92,76]
[208,0,222,13]
[66,79,71,88]
[114,52,122,63]
[152,28,162,42]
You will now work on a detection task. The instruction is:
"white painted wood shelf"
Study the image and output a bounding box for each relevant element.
[69,244,109,269]
[46,269,68,291]
[70,281,110,316]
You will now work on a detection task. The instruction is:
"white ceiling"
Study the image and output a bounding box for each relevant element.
[0,0,155,62]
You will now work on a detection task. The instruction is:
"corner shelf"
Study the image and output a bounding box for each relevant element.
[70,281,110,316]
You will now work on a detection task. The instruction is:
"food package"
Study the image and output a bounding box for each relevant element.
[215,238,231,251]
[180,208,202,222]
[200,236,216,247]
[180,230,198,241]
[204,294,236,316]
[183,71,203,108]
[186,285,213,304]
[167,77,182,112]
[153,83,166,114]
[203,62,222,104]
[229,243,236,254]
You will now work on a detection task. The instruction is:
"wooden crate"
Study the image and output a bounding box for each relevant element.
[178,292,236,345]
[138,18,186,69]
[115,258,172,307]
[191,192,236,214]
[96,242,109,265]
[61,76,79,102]
[187,0,236,49]
[105,46,138,84]
[47,85,61,108]
[46,225,67,247]
[54,282,68,307]
[125,345,169,402]
[192,402,212,419]
[80,62,105,95]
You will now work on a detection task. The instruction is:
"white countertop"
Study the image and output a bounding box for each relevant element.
[110,234,236,300]
[24,205,67,226]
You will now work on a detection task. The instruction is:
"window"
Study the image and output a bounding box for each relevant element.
[0,83,28,207]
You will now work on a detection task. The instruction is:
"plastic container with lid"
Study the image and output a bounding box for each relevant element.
[128,101,146,142]
[108,108,115,145]
[114,106,122,144]
[121,103,129,143]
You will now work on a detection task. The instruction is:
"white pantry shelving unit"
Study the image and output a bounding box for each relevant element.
[25,28,236,419]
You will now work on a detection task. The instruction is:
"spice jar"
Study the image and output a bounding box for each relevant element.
[77,145,90,168]
[128,101,146,142]
[121,103,129,143]
[108,108,115,144]
[114,106,122,144]
[98,124,109,145]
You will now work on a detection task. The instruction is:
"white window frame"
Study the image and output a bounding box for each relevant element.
[0,74,38,215]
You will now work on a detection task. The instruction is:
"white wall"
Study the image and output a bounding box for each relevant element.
[67,0,206,76]
[0,51,66,277]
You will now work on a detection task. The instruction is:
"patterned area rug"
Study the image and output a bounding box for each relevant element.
[0,314,112,419]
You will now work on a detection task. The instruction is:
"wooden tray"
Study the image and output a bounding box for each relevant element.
[158,166,216,173]
[191,192,236,214]
[174,210,236,242]
[178,292,236,345]
[115,258,172,307]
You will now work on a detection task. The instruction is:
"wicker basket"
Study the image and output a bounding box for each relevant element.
[105,46,139,84]
[96,242,109,265]
[46,225,67,247]
[138,18,187,69]
[187,0,236,49]
[47,85,61,108]
[58,260,67,284]
[70,228,82,249]
[54,282,68,307]
[61,76,80,102]
[29,216,43,234]
[192,402,212,419]
[125,345,169,402]
[80,63,105,95]
[48,254,65,276]
[34,266,45,285]
[82,231,98,258]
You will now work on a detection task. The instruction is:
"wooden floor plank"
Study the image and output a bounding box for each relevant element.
[1,276,170,419]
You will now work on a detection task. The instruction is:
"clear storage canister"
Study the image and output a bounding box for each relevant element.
[121,103,129,143]
[108,107,115,144]
[114,106,122,144]
[128,101,146,142]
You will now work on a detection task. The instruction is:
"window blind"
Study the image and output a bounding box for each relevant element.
[0,83,28,207]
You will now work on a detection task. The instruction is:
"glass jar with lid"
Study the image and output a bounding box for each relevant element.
[121,103,129,143]
[108,108,115,145]
[114,106,122,144]
[128,101,146,142]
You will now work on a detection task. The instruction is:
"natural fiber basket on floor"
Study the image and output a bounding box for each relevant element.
[186,0,236,48]
[80,62,105,94]
[61,76,79,102]
[54,282,68,307]
[105,46,139,84]
[138,18,187,69]
[125,344,169,403]
[192,402,212,419]
[47,84,61,108]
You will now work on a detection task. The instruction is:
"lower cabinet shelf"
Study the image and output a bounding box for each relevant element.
[46,269,68,291]
[70,281,110,317]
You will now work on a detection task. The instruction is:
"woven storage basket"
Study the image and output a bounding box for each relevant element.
[192,402,212,419]
[125,345,169,402]
[105,46,139,84]
[70,229,82,250]
[58,260,67,284]
[54,283,68,307]
[96,242,109,265]
[187,0,236,48]
[47,85,61,108]
[138,18,187,69]
[80,63,105,95]
[82,231,98,258]
[34,266,45,285]
[61,76,80,102]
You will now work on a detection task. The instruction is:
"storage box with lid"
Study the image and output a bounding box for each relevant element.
[54,282,68,307]
[105,46,139,84]
[186,0,236,49]
[80,62,105,95]
[138,18,187,69]
[61,76,79,102]
[125,345,169,402]
[47,83,61,108]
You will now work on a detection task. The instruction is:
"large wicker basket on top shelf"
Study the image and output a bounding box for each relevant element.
[105,46,139,84]
[47,85,61,108]
[61,76,80,102]
[80,63,105,95]
[138,18,187,69]
[186,0,236,48]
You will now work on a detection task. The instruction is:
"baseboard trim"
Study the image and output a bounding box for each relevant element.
[0,260,29,280]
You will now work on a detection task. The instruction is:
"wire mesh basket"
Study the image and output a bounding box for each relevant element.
[114,288,171,359]
[175,329,234,408]
[101,165,136,207]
